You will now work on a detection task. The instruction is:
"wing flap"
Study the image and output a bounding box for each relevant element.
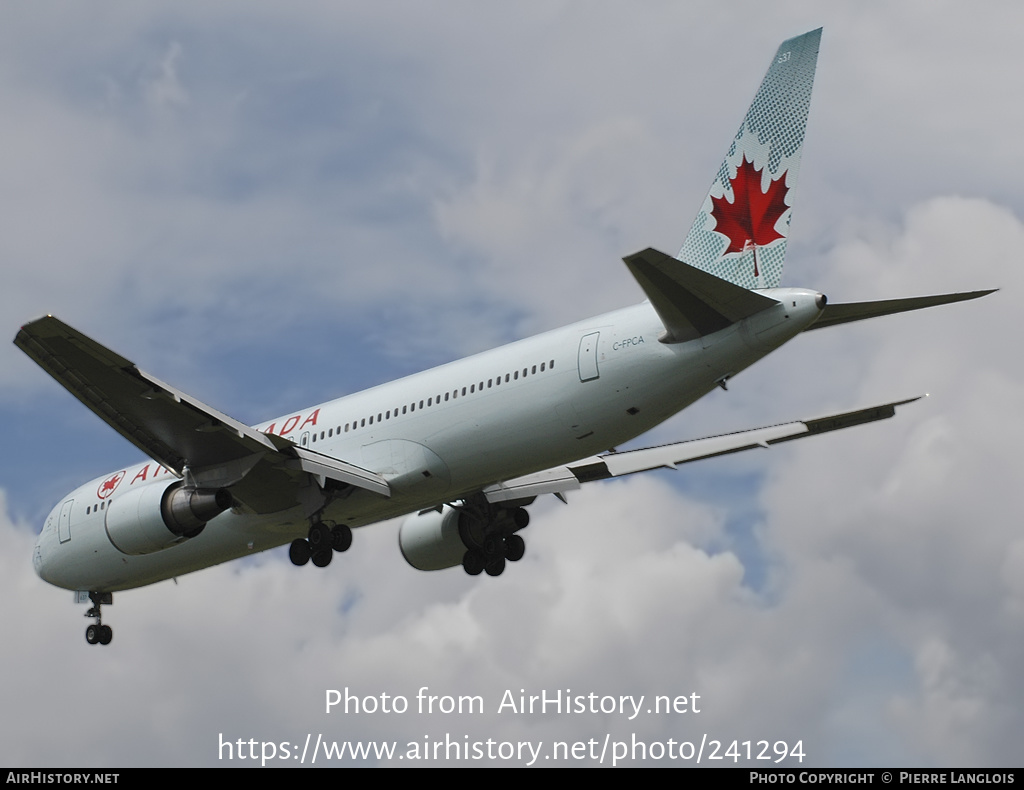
[483,397,921,503]
[482,468,582,503]
[292,447,391,497]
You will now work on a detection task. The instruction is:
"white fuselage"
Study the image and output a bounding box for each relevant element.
[32,290,823,592]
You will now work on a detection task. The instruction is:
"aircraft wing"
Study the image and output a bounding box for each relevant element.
[483,397,920,503]
[14,316,390,508]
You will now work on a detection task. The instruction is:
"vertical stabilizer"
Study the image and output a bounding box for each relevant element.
[678,28,820,289]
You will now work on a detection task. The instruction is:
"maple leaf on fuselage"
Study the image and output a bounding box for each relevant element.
[710,156,789,261]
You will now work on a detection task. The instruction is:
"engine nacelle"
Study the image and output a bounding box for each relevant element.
[398,507,466,571]
[105,481,233,556]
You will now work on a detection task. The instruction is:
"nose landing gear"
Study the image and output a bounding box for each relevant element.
[83,591,113,646]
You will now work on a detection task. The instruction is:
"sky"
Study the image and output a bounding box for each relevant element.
[1,0,1022,768]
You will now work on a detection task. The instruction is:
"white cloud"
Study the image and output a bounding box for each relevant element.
[144,41,189,113]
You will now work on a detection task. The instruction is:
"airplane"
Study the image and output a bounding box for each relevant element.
[16,29,993,646]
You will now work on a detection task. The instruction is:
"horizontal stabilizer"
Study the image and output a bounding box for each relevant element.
[806,291,996,331]
[484,397,920,503]
[624,247,778,342]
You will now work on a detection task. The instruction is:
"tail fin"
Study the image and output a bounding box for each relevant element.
[678,28,821,289]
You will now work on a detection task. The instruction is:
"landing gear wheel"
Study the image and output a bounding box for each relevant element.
[307,522,332,552]
[481,533,502,559]
[462,549,485,576]
[452,498,533,579]
[331,524,353,553]
[83,592,113,645]
[289,539,311,566]
[311,548,333,567]
[485,556,506,577]
[505,534,525,562]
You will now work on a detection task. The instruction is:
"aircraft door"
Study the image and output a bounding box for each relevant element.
[58,499,73,544]
[577,332,600,382]
[299,432,310,448]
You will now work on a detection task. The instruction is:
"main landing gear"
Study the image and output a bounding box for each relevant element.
[84,591,113,646]
[459,505,529,578]
[289,520,352,568]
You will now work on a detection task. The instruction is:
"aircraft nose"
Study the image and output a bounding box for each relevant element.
[32,534,45,579]
[32,528,60,586]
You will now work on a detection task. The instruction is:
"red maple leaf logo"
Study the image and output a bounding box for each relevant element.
[97,471,125,500]
[710,156,789,275]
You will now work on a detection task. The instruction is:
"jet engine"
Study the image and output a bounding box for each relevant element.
[398,507,465,571]
[104,481,233,555]
[398,504,530,572]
